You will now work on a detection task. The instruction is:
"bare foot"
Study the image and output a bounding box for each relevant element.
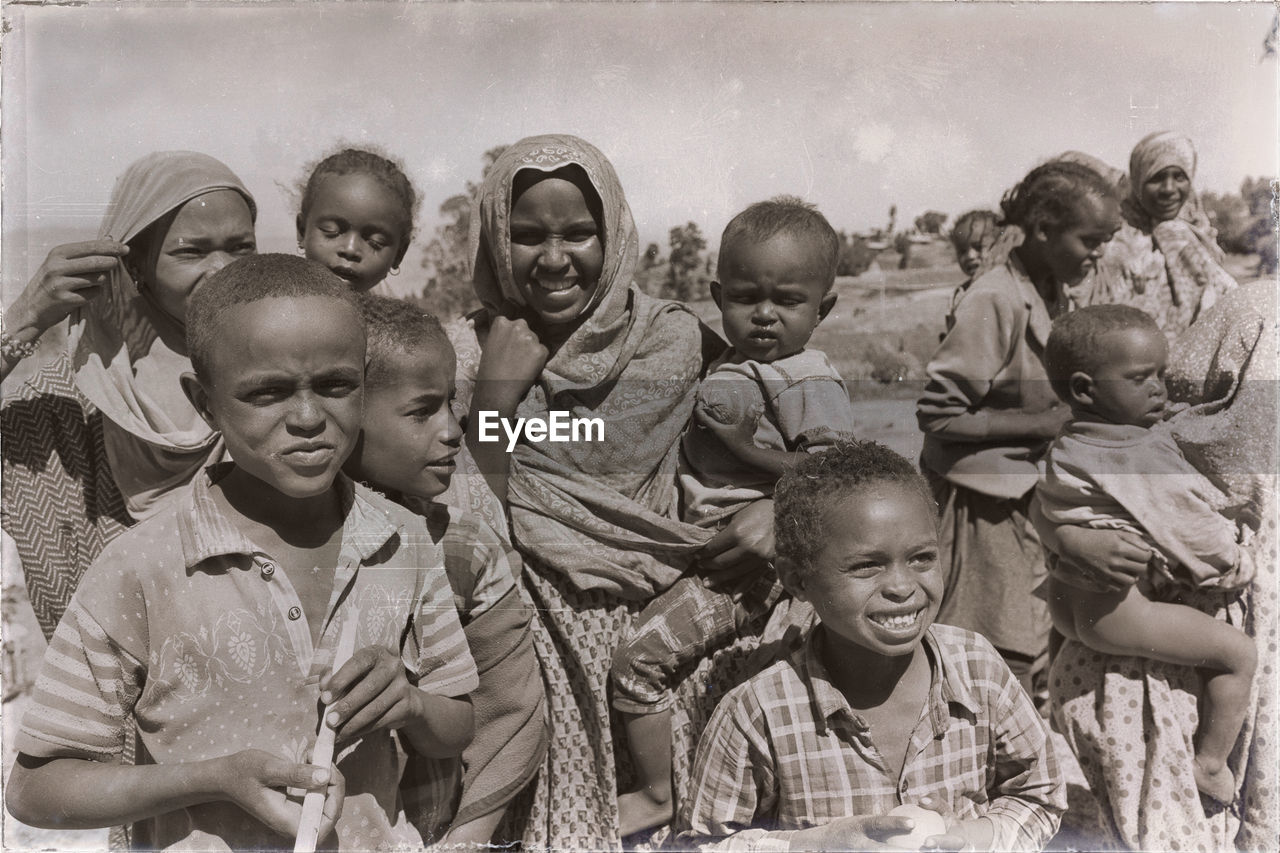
[1193,755,1237,805]
[618,788,674,837]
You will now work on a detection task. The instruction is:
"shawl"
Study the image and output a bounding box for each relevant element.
[468,135,712,599]
[1105,131,1237,328]
[67,151,256,517]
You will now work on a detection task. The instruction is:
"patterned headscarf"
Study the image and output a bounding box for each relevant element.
[67,151,256,517]
[1105,131,1237,334]
[468,134,712,598]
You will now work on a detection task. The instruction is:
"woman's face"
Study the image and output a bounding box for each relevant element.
[1139,166,1191,223]
[508,172,604,332]
[1040,193,1122,286]
[149,190,257,323]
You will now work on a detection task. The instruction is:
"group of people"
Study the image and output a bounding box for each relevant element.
[0,130,1271,852]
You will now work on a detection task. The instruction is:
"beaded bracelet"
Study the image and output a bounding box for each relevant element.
[0,331,37,363]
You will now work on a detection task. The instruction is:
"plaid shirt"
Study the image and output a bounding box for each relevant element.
[677,622,1065,852]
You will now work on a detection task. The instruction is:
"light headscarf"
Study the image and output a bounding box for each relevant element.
[468,135,712,599]
[1107,131,1236,329]
[68,151,257,518]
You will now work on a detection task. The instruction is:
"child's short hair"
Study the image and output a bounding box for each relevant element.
[774,439,935,580]
[950,209,999,248]
[299,146,420,246]
[187,254,360,380]
[999,160,1118,237]
[356,293,452,388]
[718,196,840,290]
[1044,304,1161,401]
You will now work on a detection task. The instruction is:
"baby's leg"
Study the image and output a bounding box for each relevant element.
[1069,584,1257,803]
[611,576,741,836]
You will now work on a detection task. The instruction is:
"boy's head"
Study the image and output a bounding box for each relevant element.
[774,440,942,658]
[342,294,461,501]
[713,196,839,363]
[1045,304,1168,428]
[949,209,1000,278]
[182,254,365,499]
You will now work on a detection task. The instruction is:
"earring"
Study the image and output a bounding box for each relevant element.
[389,267,400,277]
[297,243,306,255]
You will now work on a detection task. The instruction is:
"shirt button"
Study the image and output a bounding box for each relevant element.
[287,606,302,621]
[261,563,275,578]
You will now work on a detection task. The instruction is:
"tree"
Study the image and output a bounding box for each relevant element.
[666,222,711,302]
[416,145,508,318]
[836,230,875,277]
[1202,176,1278,274]
[913,210,948,236]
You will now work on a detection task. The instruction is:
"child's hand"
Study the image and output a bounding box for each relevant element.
[699,498,775,591]
[215,749,344,842]
[320,646,423,745]
[697,400,761,455]
[921,817,994,852]
[787,814,917,851]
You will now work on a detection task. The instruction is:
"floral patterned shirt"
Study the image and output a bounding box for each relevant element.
[17,467,477,850]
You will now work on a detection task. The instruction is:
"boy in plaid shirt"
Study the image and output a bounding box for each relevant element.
[678,440,1065,852]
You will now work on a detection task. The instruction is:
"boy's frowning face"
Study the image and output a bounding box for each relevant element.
[787,483,943,658]
[195,295,365,500]
[344,342,462,501]
[713,233,835,364]
[951,218,998,278]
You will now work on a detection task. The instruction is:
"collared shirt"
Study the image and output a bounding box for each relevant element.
[677,622,1066,853]
[680,348,857,527]
[18,467,478,851]
[918,254,1066,499]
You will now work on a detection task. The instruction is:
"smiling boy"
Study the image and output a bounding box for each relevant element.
[678,441,1065,852]
[6,255,476,850]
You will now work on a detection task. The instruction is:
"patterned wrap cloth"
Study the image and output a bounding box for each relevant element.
[3,151,255,639]
[446,134,722,849]
[1049,282,1277,850]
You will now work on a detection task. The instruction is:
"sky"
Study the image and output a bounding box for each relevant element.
[2,1,1276,300]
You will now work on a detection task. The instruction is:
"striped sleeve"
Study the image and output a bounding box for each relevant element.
[16,597,144,761]
[406,567,478,697]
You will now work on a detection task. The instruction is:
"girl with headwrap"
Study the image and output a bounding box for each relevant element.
[442,134,770,848]
[2,151,257,639]
[1102,130,1239,338]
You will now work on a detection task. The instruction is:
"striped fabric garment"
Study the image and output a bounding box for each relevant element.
[17,468,476,850]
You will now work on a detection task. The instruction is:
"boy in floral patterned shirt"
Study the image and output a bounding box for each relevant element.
[6,255,477,850]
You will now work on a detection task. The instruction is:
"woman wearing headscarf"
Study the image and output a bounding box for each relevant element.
[442,134,769,849]
[1101,130,1238,338]
[2,151,257,639]
[1045,281,1276,850]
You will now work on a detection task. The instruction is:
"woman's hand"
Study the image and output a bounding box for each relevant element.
[6,240,128,337]
[1054,526,1150,589]
[699,498,775,591]
[474,314,549,408]
[213,749,343,842]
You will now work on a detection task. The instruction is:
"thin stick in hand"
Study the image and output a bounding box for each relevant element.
[294,610,359,853]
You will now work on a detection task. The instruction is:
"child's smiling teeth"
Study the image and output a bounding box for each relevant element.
[870,609,922,630]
